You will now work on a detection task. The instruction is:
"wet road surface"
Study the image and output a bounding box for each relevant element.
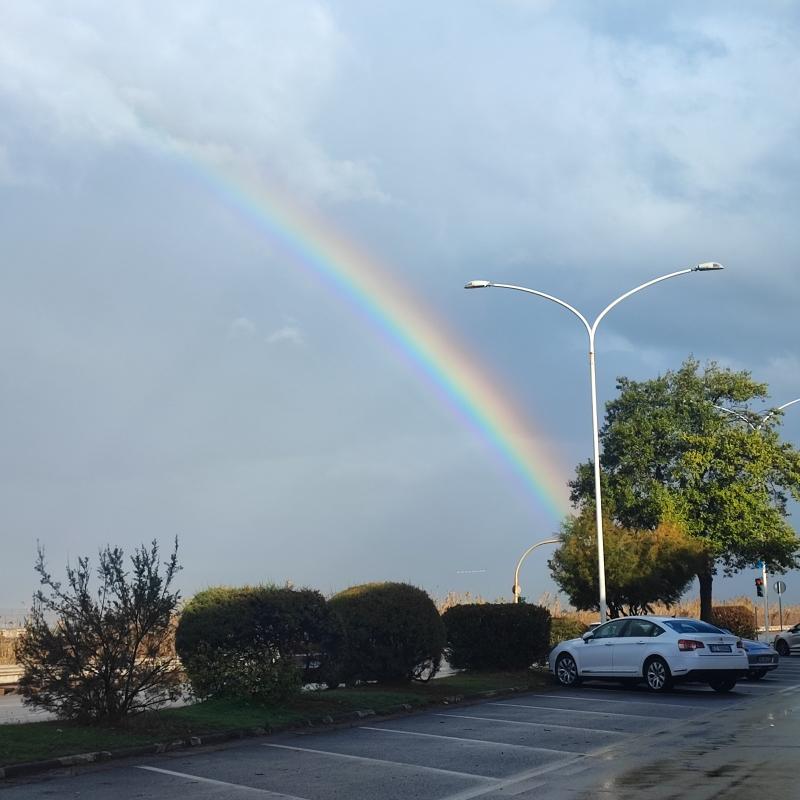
[3,657,800,799]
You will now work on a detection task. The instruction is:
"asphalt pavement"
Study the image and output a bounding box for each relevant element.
[2,658,800,798]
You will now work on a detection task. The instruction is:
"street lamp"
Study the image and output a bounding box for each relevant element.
[713,397,800,639]
[512,538,560,604]
[713,399,800,432]
[466,263,724,623]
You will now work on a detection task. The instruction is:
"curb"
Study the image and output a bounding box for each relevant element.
[0,685,531,781]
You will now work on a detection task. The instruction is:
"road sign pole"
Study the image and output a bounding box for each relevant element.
[774,580,787,631]
[762,562,769,640]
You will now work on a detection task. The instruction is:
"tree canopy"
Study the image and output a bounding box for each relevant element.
[549,512,706,617]
[570,358,800,620]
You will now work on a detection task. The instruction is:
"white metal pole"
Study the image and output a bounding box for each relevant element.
[762,561,769,640]
[512,538,560,604]
[465,264,722,626]
[588,336,608,623]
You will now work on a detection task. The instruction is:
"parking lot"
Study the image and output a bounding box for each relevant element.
[4,657,800,799]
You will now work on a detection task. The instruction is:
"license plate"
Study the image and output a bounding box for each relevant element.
[757,656,774,663]
[710,644,731,653]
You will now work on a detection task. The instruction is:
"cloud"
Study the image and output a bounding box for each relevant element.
[266,325,305,346]
[0,1,385,201]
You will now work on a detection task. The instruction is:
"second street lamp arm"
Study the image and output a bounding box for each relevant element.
[512,537,560,604]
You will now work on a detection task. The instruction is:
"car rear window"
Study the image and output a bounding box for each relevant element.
[664,620,725,634]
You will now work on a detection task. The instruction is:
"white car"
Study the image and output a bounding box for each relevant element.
[773,623,800,657]
[549,616,748,693]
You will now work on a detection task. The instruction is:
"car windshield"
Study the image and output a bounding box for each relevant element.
[664,619,725,634]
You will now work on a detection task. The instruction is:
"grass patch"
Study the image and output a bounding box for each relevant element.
[0,722,159,766]
[0,669,551,768]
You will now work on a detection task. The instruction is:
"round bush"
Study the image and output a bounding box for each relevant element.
[711,605,757,640]
[176,585,344,701]
[329,582,445,684]
[443,603,551,670]
[549,616,589,648]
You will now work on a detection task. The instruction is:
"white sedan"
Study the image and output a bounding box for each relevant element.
[549,616,749,693]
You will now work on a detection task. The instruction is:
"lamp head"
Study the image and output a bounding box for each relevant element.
[464,280,492,289]
[694,262,724,271]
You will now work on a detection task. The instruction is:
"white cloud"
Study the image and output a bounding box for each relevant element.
[0,0,385,201]
[266,325,304,346]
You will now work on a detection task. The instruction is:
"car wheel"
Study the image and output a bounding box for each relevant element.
[775,640,790,657]
[746,669,767,681]
[709,678,736,693]
[643,656,673,692]
[555,653,581,687]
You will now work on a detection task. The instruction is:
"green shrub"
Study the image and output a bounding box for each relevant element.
[549,616,588,647]
[443,603,551,670]
[175,585,344,702]
[711,605,757,640]
[17,540,182,722]
[329,582,445,684]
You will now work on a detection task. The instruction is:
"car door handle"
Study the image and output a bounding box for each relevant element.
[604,643,614,646]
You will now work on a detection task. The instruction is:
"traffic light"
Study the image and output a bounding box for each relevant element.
[755,577,764,597]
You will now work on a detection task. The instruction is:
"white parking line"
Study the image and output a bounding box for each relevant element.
[521,692,716,708]
[261,743,499,783]
[435,712,624,736]
[436,754,585,800]
[360,725,578,754]
[136,766,309,798]
[490,701,674,720]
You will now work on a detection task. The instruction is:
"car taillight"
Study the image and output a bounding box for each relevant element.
[678,639,705,651]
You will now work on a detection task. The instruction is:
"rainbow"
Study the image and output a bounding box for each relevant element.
[181,157,571,521]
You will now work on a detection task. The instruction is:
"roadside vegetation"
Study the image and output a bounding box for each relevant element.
[16,540,183,722]
[3,548,555,769]
[0,669,550,767]
[550,514,706,617]
[566,358,800,621]
[538,593,798,636]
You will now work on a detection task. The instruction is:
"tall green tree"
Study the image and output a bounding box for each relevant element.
[570,358,800,621]
[549,512,706,617]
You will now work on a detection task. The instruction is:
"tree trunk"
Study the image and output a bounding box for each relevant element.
[698,570,714,622]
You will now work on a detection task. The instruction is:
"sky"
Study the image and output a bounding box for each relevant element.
[1,0,799,622]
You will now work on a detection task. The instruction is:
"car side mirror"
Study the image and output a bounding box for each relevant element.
[582,632,594,642]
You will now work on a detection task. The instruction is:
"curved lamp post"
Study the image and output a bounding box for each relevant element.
[512,537,560,604]
[713,398,800,431]
[713,397,800,638]
[466,263,724,623]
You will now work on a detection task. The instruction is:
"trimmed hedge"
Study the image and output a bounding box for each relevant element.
[443,603,551,670]
[711,605,757,640]
[329,582,445,684]
[175,585,344,702]
[550,616,588,647]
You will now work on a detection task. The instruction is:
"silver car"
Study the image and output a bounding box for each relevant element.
[773,623,800,657]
